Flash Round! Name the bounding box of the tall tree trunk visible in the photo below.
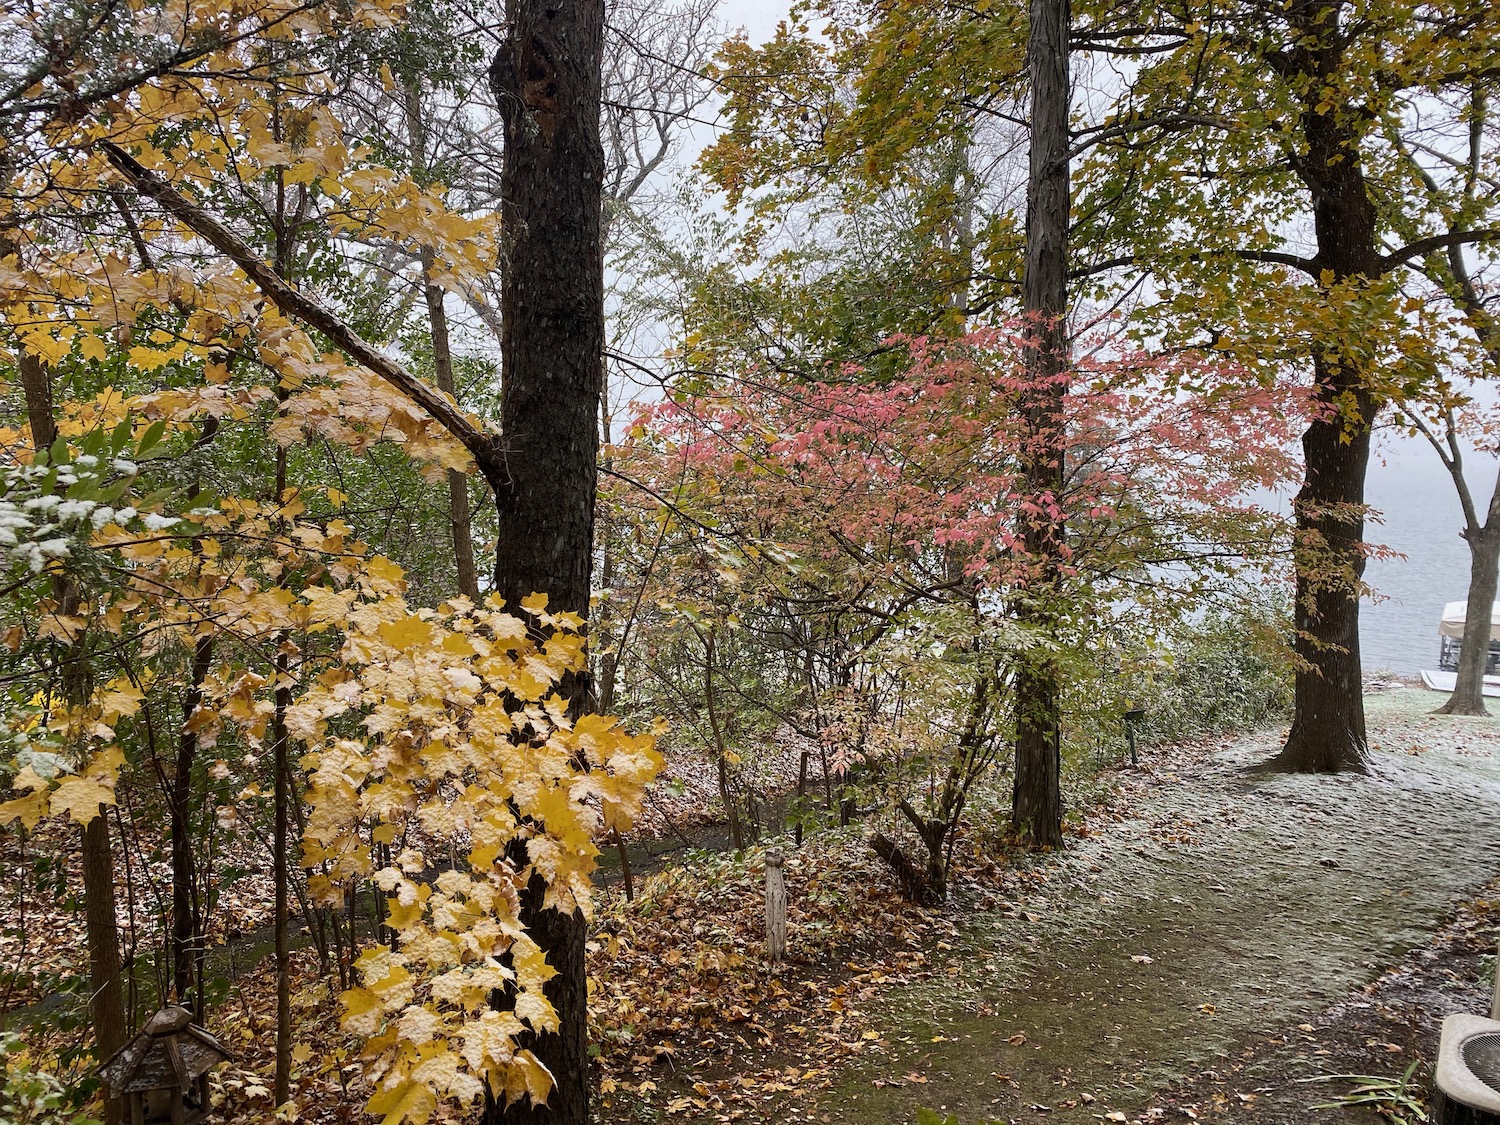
[1268,0,1377,773]
[1432,457,1500,717]
[1275,380,1373,770]
[1440,531,1500,716]
[1416,162,1500,718]
[404,80,481,601]
[481,0,605,1115]
[421,251,481,601]
[1012,0,1070,848]
[272,446,293,1106]
[19,348,127,1119]
[82,817,128,1062]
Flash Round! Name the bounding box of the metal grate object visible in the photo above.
[1465,1033,1500,1091]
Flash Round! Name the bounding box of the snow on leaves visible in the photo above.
[291,587,661,1121]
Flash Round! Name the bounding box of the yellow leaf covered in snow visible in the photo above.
[0,790,50,831]
[366,1079,437,1125]
[48,774,115,822]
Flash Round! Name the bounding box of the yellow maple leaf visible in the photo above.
[441,632,477,658]
[0,790,50,831]
[366,1078,438,1125]
[78,332,109,363]
[127,345,175,372]
[386,895,425,932]
[11,765,49,793]
[460,1009,524,1072]
[49,774,115,823]
[511,937,557,997]
[378,614,435,653]
[366,556,408,592]
[97,680,145,725]
[504,1050,553,1108]
[22,329,72,365]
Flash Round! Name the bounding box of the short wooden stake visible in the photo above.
[1492,935,1500,1021]
[765,849,786,963]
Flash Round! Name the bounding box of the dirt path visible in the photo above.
[813,691,1500,1124]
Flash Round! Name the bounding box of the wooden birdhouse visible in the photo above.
[98,1006,232,1125]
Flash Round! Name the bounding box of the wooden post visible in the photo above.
[765,850,786,963]
[1491,937,1500,1021]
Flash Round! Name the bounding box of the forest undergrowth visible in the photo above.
[5,688,1499,1125]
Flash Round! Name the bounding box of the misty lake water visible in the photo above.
[1362,442,1490,676]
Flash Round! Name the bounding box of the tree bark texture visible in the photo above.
[482,0,605,1117]
[82,817,129,1070]
[420,251,482,602]
[763,851,786,962]
[1012,0,1070,848]
[19,347,127,1120]
[171,633,213,1010]
[1438,528,1500,716]
[1269,0,1378,773]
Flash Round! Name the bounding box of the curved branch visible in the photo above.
[98,141,499,467]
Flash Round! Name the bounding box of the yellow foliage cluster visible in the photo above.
[0,0,498,482]
[0,482,661,1120]
[0,1,657,1118]
[289,590,661,1120]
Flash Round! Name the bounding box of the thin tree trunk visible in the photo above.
[1012,0,1070,848]
[19,347,128,1120]
[402,81,481,601]
[481,0,605,1116]
[1440,533,1500,715]
[421,252,481,602]
[272,448,293,1106]
[1411,147,1500,718]
[703,627,745,851]
[171,634,213,1011]
[1434,458,1500,717]
[610,827,634,903]
[269,149,298,1105]
[793,749,808,847]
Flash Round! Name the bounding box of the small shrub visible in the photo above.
[0,1034,98,1125]
[1130,599,1294,748]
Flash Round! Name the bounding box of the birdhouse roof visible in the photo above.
[98,1007,233,1096]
